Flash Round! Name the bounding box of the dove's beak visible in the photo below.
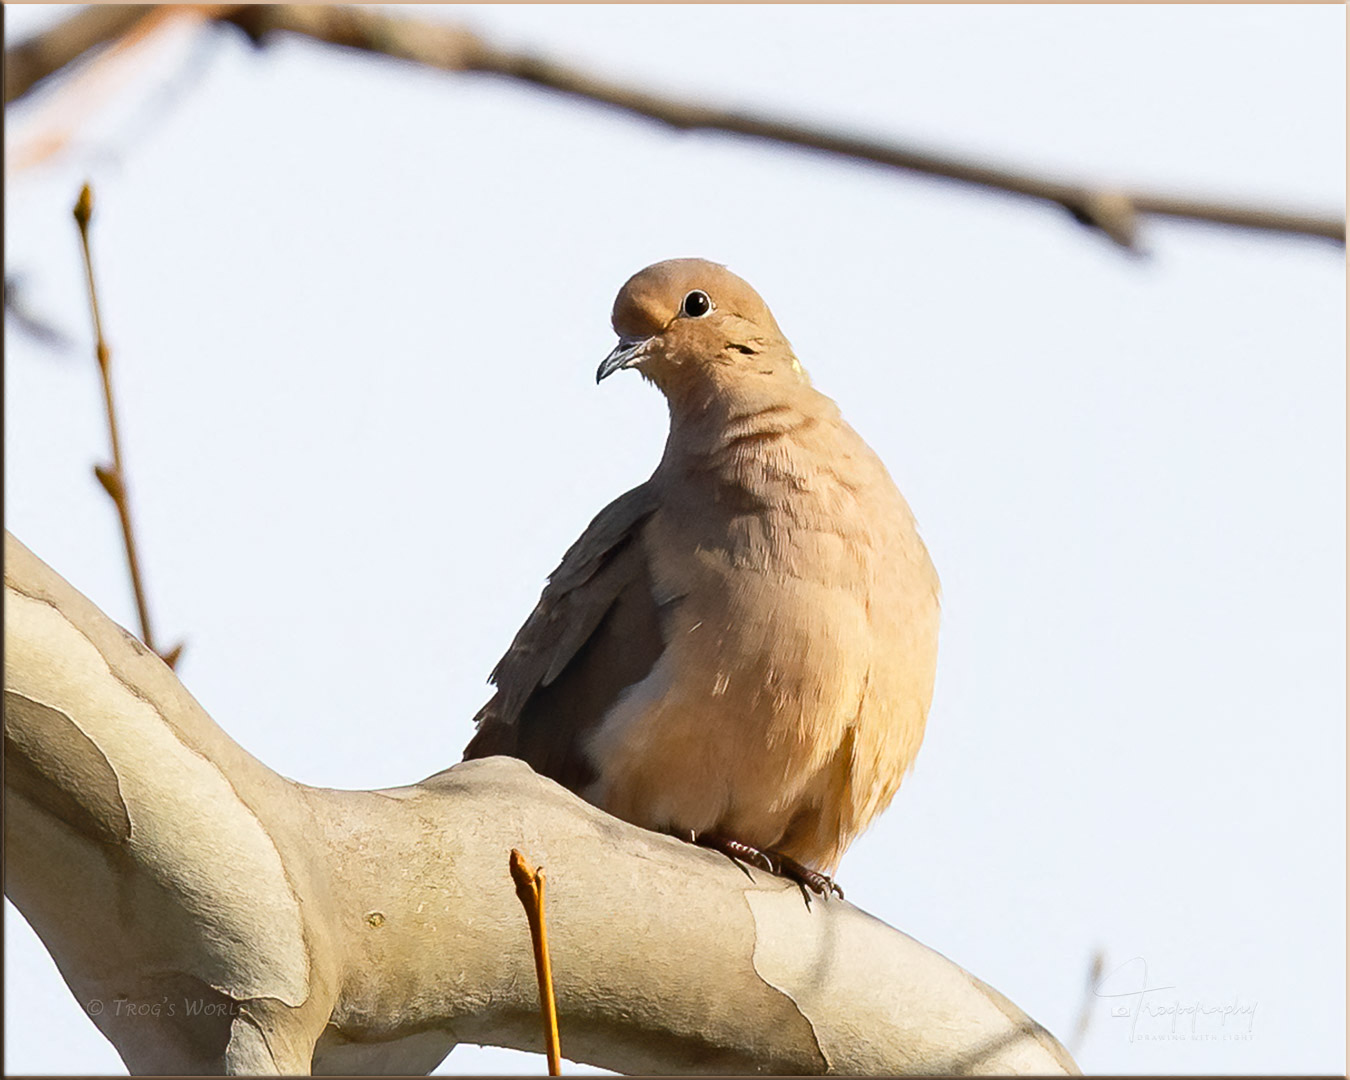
[597,337,652,383]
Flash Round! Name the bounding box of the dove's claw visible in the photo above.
[688,833,843,899]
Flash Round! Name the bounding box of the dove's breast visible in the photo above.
[582,405,940,872]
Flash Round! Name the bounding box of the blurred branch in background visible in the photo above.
[1068,947,1106,1059]
[5,4,1344,252]
[4,275,74,353]
[3,3,153,104]
[5,5,222,174]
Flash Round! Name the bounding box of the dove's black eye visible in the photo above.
[681,290,712,318]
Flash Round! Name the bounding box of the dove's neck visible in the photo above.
[657,374,845,482]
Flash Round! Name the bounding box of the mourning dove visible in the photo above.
[464,258,939,895]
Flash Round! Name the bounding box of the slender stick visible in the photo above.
[1068,948,1106,1057]
[509,849,562,1076]
[73,184,182,670]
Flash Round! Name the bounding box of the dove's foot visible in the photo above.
[771,850,845,900]
[691,833,844,900]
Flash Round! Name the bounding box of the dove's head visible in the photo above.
[597,259,807,398]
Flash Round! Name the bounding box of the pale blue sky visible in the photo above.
[5,4,1345,1074]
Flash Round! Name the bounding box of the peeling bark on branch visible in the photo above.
[3,533,1079,1076]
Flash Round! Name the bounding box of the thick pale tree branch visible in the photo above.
[3,531,1080,1076]
[4,4,1343,249]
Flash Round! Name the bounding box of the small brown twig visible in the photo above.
[509,849,562,1076]
[73,184,183,670]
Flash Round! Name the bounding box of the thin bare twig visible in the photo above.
[5,5,1342,250]
[1068,947,1106,1058]
[73,184,183,670]
[509,849,562,1076]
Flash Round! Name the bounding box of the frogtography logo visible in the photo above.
[1093,957,1258,1044]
